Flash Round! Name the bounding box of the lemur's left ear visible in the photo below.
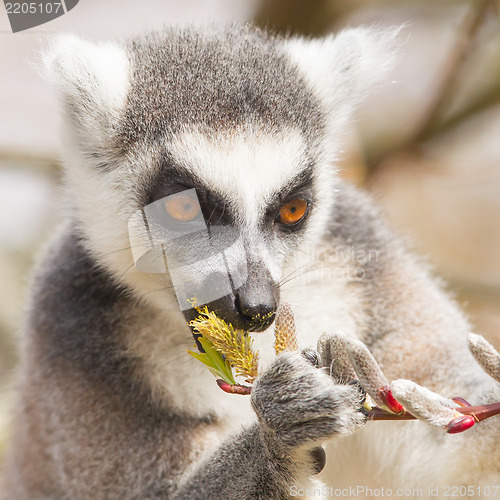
[282,26,403,120]
[42,34,130,151]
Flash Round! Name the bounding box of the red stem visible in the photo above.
[368,402,500,422]
[216,379,252,395]
[214,378,500,426]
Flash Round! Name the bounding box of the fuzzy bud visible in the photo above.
[468,333,500,384]
[391,379,473,433]
[344,338,403,413]
[274,302,299,355]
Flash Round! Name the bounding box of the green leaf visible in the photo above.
[199,338,228,375]
[188,350,225,380]
[204,345,237,385]
[188,338,236,385]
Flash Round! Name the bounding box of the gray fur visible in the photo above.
[120,25,324,148]
[251,353,367,448]
[173,354,366,500]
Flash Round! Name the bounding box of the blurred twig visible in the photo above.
[254,0,499,182]
[412,0,497,144]
[0,150,61,180]
[428,82,500,141]
[367,0,498,175]
[253,0,348,36]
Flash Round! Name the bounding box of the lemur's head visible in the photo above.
[44,25,398,333]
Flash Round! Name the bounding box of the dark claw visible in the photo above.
[348,379,367,405]
[302,348,319,367]
[310,446,326,474]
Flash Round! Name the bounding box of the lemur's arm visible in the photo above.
[173,425,292,500]
[173,353,366,500]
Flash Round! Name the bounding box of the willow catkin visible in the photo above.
[468,333,500,383]
[317,332,357,384]
[274,302,299,354]
[344,337,403,414]
[189,307,259,383]
[390,380,464,430]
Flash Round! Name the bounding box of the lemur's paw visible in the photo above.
[251,352,367,449]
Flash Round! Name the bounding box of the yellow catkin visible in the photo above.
[274,302,299,355]
[189,307,259,383]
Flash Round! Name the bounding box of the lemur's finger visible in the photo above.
[317,332,356,383]
[301,348,319,367]
[391,380,475,434]
[468,333,500,384]
[344,338,404,414]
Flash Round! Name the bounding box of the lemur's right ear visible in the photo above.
[42,34,130,146]
[282,26,403,129]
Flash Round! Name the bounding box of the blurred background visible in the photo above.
[1,0,499,479]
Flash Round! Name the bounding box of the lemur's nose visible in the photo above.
[237,296,277,331]
[235,265,279,332]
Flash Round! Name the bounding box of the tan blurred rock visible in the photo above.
[370,105,500,350]
[371,109,500,290]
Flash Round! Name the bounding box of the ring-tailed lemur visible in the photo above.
[1,24,499,499]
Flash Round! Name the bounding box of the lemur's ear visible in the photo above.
[42,34,129,147]
[282,26,402,121]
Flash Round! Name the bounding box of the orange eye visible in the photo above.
[279,198,308,226]
[164,195,200,222]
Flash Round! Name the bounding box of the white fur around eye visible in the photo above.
[168,127,311,226]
